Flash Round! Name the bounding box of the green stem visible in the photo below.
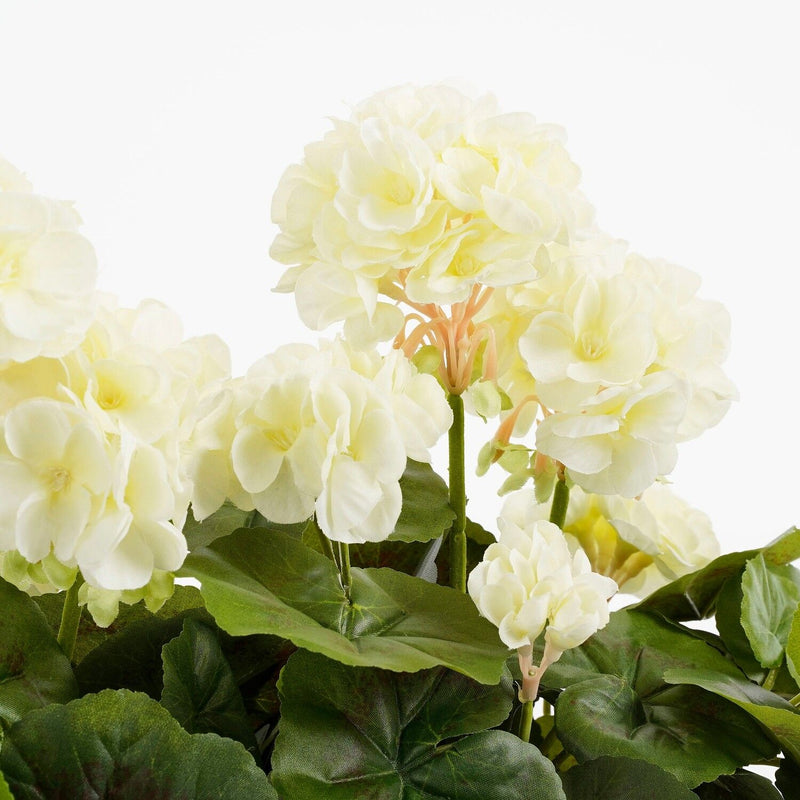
[447,393,467,592]
[517,699,534,744]
[790,692,800,707]
[338,541,352,604]
[549,476,569,529]
[762,667,780,692]
[57,578,83,662]
[313,517,337,563]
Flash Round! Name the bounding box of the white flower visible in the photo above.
[519,273,656,409]
[0,188,97,362]
[0,156,33,193]
[76,440,187,590]
[621,483,720,596]
[624,254,737,440]
[271,84,592,335]
[231,373,326,524]
[0,399,111,563]
[535,372,688,497]
[189,338,449,545]
[468,511,616,656]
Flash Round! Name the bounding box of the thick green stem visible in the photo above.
[518,699,534,744]
[549,476,569,529]
[57,578,83,662]
[790,692,800,707]
[447,393,467,592]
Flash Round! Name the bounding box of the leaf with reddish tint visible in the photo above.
[0,689,276,799]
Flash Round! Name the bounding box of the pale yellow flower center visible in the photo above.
[0,236,26,287]
[578,330,606,361]
[265,428,296,452]
[46,466,72,493]
[97,386,124,410]
[452,253,482,277]
[386,173,414,205]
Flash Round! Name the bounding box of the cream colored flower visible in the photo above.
[535,372,688,497]
[0,189,97,362]
[0,399,111,563]
[519,273,656,409]
[468,509,616,658]
[271,84,592,338]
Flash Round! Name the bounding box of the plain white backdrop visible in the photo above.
[1,0,798,552]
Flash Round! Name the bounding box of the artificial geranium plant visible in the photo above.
[1,84,798,800]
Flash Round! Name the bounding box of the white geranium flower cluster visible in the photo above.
[188,338,452,544]
[481,241,737,498]
[0,292,230,624]
[499,484,719,596]
[468,495,617,698]
[271,84,594,392]
[1,156,98,363]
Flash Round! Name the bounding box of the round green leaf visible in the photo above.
[184,502,256,550]
[694,770,783,799]
[636,550,759,621]
[715,572,767,680]
[560,756,696,799]
[0,689,276,799]
[536,608,745,692]
[556,673,777,786]
[776,758,800,797]
[786,604,800,687]
[183,527,508,684]
[160,618,256,752]
[0,577,78,730]
[665,668,800,764]
[390,459,455,543]
[763,526,800,566]
[740,554,800,669]
[74,586,211,697]
[272,649,565,800]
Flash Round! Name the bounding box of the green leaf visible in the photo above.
[715,572,768,680]
[740,554,800,668]
[34,583,206,665]
[271,649,565,800]
[556,674,776,786]
[184,501,256,549]
[540,610,777,786]
[763,526,800,566]
[786,604,800,686]
[776,758,800,797]
[537,608,746,691]
[560,756,696,799]
[694,770,783,799]
[184,527,508,684]
[636,550,759,621]
[466,517,496,545]
[74,586,211,696]
[0,771,11,800]
[664,668,800,762]
[0,689,276,799]
[0,577,78,730]
[389,459,455,543]
[639,527,800,622]
[160,618,256,752]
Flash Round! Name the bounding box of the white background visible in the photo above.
[1,0,798,552]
